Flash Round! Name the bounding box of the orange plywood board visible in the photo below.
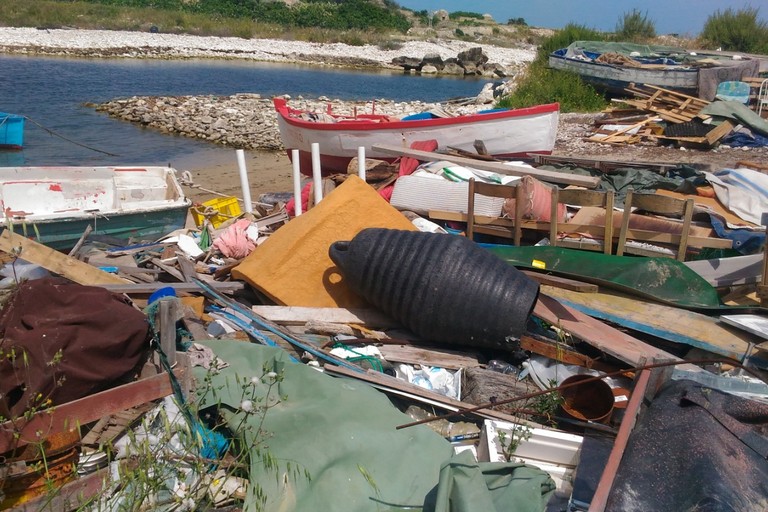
[232,176,417,308]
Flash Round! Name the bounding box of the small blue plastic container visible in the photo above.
[0,112,24,149]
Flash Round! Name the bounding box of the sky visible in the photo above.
[399,1,767,37]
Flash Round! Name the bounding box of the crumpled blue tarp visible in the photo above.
[722,130,768,148]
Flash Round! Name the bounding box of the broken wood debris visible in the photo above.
[586,83,739,149]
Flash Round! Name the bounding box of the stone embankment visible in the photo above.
[92,94,494,151]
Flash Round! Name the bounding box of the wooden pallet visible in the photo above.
[623,83,710,123]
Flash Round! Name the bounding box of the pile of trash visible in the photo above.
[1,161,767,511]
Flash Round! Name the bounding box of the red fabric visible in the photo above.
[286,182,312,216]
[503,175,568,222]
[379,139,439,200]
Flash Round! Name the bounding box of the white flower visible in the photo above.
[240,400,254,413]
[263,371,278,382]
[250,376,260,385]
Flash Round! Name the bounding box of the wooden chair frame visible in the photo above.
[467,177,523,245]
[549,188,615,255]
[616,189,694,261]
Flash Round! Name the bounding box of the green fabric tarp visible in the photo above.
[535,164,706,208]
[484,245,722,309]
[700,100,768,137]
[193,340,555,512]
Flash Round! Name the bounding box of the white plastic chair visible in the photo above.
[758,79,768,117]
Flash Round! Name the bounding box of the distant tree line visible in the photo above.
[62,0,412,32]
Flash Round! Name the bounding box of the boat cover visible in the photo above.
[485,245,722,309]
[606,378,768,511]
[194,340,556,512]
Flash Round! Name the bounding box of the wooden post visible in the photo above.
[159,299,178,368]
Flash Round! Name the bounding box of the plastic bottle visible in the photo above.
[487,359,520,376]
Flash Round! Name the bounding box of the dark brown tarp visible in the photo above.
[0,278,150,419]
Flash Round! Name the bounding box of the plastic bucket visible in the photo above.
[328,228,539,349]
[559,374,615,424]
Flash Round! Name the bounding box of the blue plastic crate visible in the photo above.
[0,112,24,148]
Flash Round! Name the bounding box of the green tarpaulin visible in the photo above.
[485,245,722,309]
[194,341,555,512]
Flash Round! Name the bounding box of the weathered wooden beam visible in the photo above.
[0,230,128,285]
[371,143,601,188]
[99,281,245,294]
[0,368,183,453]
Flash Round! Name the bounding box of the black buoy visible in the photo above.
[329,228,539,349]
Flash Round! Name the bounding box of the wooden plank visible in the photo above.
[533,293,684,368]
[589,368,652,512]
[99,281,245,293]
[427,209,549,232]
[149,257,185,282]
[705,119,735,145]
[372,143,601,188]
[521,270,598,293]
[0,368,181,452]
[540,284,762,363]
[519,334,618,373]
[377,344,483,369]
[251,305,400,328]
[0,230,128,285]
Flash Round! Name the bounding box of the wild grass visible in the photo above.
[536,22,605,60]
[496,61,607,113]
[700,7,768,53]
[615,9,656,42]
[499,23,609,113]
[0,0,399,43]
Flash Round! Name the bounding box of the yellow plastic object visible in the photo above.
[190,196,242,228]
[232,176,417,308]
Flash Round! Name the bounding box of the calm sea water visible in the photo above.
[0,55,493,168]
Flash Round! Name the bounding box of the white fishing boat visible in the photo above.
[273,98,560,175]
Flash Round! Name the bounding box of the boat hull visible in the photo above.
[274,98,560,175]
[548,54,699,97]
[0,166,191,251]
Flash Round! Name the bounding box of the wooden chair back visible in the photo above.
[467,178,522,245]
[616,189,694,261]
[549,188,615,254]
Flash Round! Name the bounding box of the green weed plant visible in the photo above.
[701,7,768,53]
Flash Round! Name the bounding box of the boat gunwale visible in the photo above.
[273,97,560,133]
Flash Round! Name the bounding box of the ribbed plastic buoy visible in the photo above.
[329,228,539,349]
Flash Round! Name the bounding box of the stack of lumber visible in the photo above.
[586,83,734,148]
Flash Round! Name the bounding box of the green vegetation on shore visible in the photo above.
[0,0,411,43]
[498,23,608,113]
